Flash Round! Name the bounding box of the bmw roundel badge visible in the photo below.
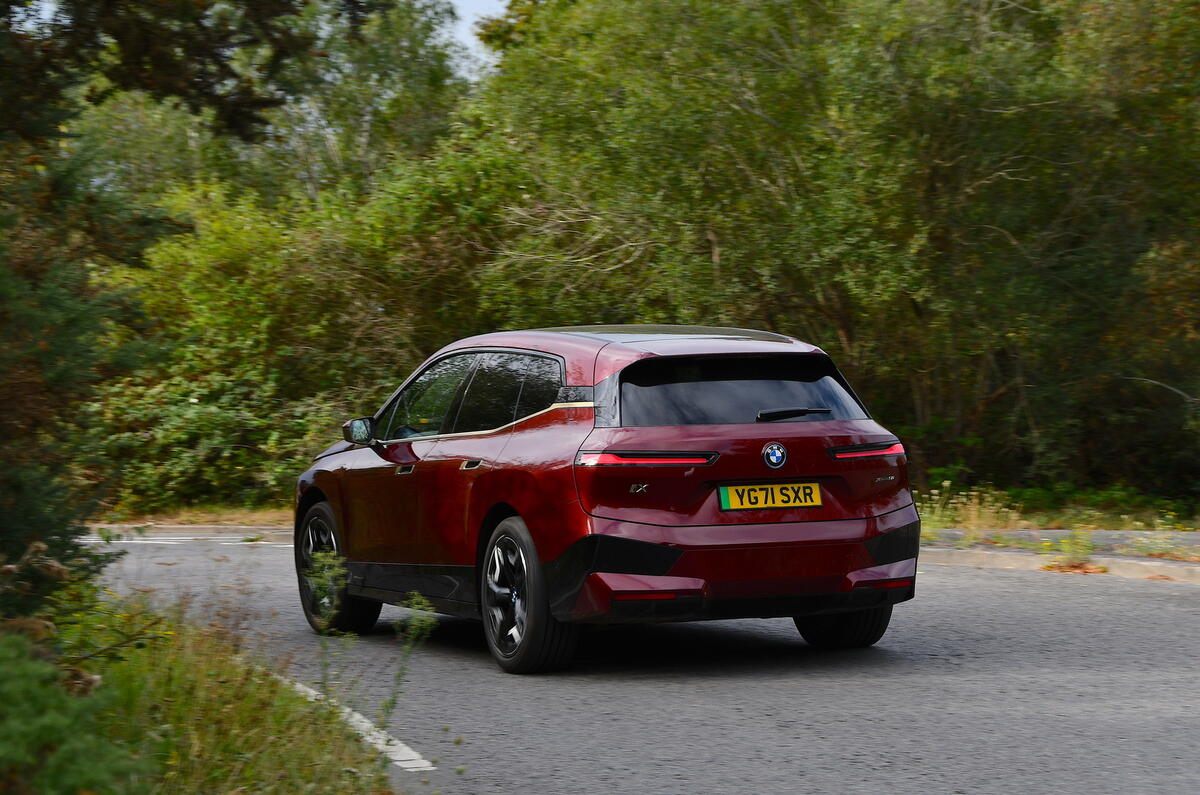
[762,442,787,469]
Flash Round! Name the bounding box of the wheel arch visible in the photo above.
[475,502,521,571]
[295,486,329,534]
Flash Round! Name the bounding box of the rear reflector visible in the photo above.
[576,451,717,466]
[855,577,914,589]
[831,442,905,459]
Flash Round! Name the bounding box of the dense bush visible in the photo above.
[0,634,144,793]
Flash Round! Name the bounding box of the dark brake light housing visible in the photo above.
[828,441,905,459]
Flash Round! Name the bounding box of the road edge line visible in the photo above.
[276,676,436,772]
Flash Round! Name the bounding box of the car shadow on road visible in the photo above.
[571,621,906,676]
[358,613,905,677]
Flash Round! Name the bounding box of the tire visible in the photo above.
[480,517,579,674]
[295,501,381,635]
[794,605,893,650]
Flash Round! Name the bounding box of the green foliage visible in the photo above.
[476,0,560,51]
[1047,530,1099,569]
[0,539,103,622]
[48,581,172,670]
[3,579,395,792]
[0,633,145,794]
[0,132,152,614]
[308,549,348,634]
[72,0,467,200]
[88,187,404,510]
[87,113,525,508]
[379,593,438,724]
[465,0,1200,497]
[1,0,378,143]
[95,612,392,792]
[2,0,416,612]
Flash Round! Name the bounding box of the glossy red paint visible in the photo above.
[294,325,920,627]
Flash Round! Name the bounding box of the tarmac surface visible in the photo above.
[102,535,1200,794]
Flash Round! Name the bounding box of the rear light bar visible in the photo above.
[829,442,905,459]
[576,451,718,466]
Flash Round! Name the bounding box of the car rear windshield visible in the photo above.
[618,355,868,426]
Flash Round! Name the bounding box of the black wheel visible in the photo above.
[794,605,893,649]
[481,517,579,674]
[295,502,381,634]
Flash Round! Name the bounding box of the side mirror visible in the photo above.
[341,417,376,445]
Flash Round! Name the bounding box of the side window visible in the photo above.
[450,352,565,434]
[379,354,476,440]
[514,355,563,420]
[451,353,526,434]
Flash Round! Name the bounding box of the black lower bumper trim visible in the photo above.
[544,535,681,617]
[865,520,921,565]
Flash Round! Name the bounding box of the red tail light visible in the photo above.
[830,442,905,459]
[576,451,718,466]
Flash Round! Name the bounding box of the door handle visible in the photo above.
[460,459,483,471]
[394,464,415,475]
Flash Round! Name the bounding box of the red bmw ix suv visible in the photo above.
[294,326,919,672]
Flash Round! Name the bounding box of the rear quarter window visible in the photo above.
[449,351,564,434]
[619,354,867,427]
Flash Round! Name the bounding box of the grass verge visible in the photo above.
[1115,536,1200,563]
[4,583,397,794]
[916,482,1199,533]
[94,504,293,527]
[98,616,393,793]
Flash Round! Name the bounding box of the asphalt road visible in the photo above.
[103,536,1200,794]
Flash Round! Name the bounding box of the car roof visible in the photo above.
[536,324,796,343]
[436,325,824,385]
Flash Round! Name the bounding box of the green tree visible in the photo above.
[0,0,385,607]
[470,0,1200,495]
[72,1,467,202]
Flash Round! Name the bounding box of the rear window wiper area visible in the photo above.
[756,406,832,422]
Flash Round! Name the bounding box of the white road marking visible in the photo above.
[282,678,436,772]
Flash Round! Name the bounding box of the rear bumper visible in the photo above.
[543,503,920,623]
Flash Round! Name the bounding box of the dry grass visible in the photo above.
[1039,561,1108,574]
[916,482,1199,533]
[916,483,1025,532]
[1116,535,1200,563]
[96,504,293,527]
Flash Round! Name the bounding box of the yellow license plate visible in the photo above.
[719,482,822,511]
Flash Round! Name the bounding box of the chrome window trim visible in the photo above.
[371,401,594,445]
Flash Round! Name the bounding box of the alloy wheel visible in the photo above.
[299,513,339,620]
[484,536,528,656]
